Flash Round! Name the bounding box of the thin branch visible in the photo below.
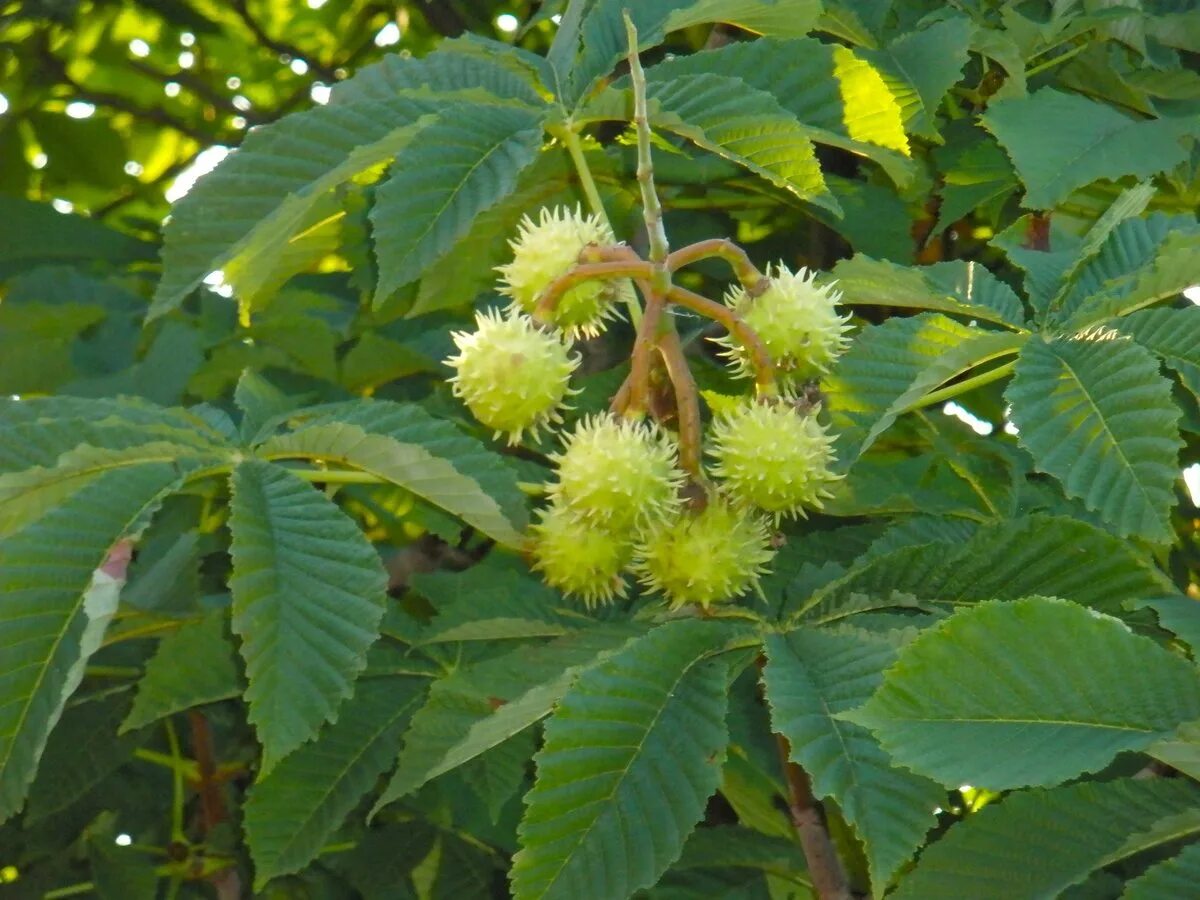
[230,0,337,80]
[623,13,670,287]
[667,238,769,295]
[533,259,655,320]
[775,734,853,900]
[666,285,778,395]
[655,326,704,477]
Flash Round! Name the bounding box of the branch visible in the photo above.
[231,0,337,80]
[533,258,655,320]
[623,14,670,286]
[775,734,854,900]
[655,325,704,478]
[667,238,769,295]
[666,285,778,395]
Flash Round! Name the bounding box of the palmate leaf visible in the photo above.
[257,400,526,546]
[370,105,545,304]
[845,598,1200,790]
[565,0,823,105]
[1123,840,1200,899]
[980,88,1190,210]
[1067,230,1200,328]
[0,196,154,279]
[1006,335,1182,543]
[762,628,942,889]
[0,463,181,822]
[228,461,388,773]
[891,779,1200,900]
[638,38,913,186]
[244,675,426,888]
[511,619,737,900]
[1115,307,1200,402]
[374,622,645,813]
[802,514,1175,621]
[121,612,242,733]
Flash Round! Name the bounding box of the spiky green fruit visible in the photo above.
[529,502,631,607]
[445,309,578,444]
[714,264,851,384]
[497,205,626,337]
[549,414,685,531]
[708,400,841,520]
[631,497,774,609]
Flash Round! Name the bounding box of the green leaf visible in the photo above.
[459,728,537,824]
[863,17,973,140]
[891,778,1200,899]
[824,313,1015,463]
[932,124,1018,233]
[0,463,180,822]
[634,74,832,208]
[637,38,914,186]
[1067,230,1200,328]
[1054,213,1200,324]
[806,514,1175,619]
[1124,842,1200,900]
[26,694,145,823]
[566,1,823,105]
[0,196,154,279]
[980,88,1190,210]
[370,105,545,304]
[257,400,527,546]
[121,612,242,733]
[1006,335,1182,542]
[375,623,644,813]
[829,256,1027,326]
[244,675,426,888]
[846,598,1200,790]
[228,460,387,773]
[1135,596,1200,657]
[1148,719,1200,782]
[763,628,942,889]
[511,619,735,900]
[1115,307,1200,402]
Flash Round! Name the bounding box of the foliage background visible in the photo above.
[2,0,1200,898]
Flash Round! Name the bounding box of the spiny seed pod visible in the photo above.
[445,309,578,444]
[631,497,774,609]
[549,414,685,531]
[708,400,841,520]
[497,205,626,337]
[529,503,631,607]
[714,263,851,384]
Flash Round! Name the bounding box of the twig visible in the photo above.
[533,258,654,320]
[624,13,670,292]
[666,285,778,395]
[667,238,769,295]
[775,733,853,900]
[655,326,703,477]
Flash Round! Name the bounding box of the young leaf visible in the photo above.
[257,401,527,547]
[845,598,1200,790]
[375,622,645,813]
[763,627,942,889]
[511,619,737,900]
[980,88,1190,210]
[370,105,545,304]
[1006,335,1182,543]
[244,675,426,888]
[121,612,242,733]
[891,778,1200,899]
[0,463,180,822]
[229,460,388,773]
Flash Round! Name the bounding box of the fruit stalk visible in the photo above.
[667,285,779,395]
[667,238,770,295]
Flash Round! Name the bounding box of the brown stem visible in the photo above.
[187,711,226,834]
[656,327,704,477]
[620,278,666,417]
[533,259,655,319]
[775,734,853,900]
[667,238,769,295]
[666,285,778,395]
